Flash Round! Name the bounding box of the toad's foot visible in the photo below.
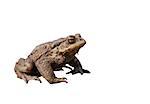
[55,65,72,71]
[66,68,90,75]
[49,77,68,84]
[16,71,42,83]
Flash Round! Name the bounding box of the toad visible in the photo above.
[14,34,90,84]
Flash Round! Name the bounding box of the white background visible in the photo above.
[0,0,150,104]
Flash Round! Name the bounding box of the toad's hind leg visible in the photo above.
[35,59,67,84]
[14,58,41,83]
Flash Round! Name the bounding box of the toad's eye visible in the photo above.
[75,33,81,38]
[68,35,75,44]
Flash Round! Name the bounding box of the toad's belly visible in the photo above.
[51,62,66,70]
[51,56,75,70]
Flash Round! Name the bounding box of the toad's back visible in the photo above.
[28,42,52,62]
[27,38,66,62]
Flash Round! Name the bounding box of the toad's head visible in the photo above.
[58,33,86,56]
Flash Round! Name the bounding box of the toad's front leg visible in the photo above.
[66,56,90,75]
[35,58,67,84]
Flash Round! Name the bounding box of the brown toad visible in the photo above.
[14,34,90,84]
